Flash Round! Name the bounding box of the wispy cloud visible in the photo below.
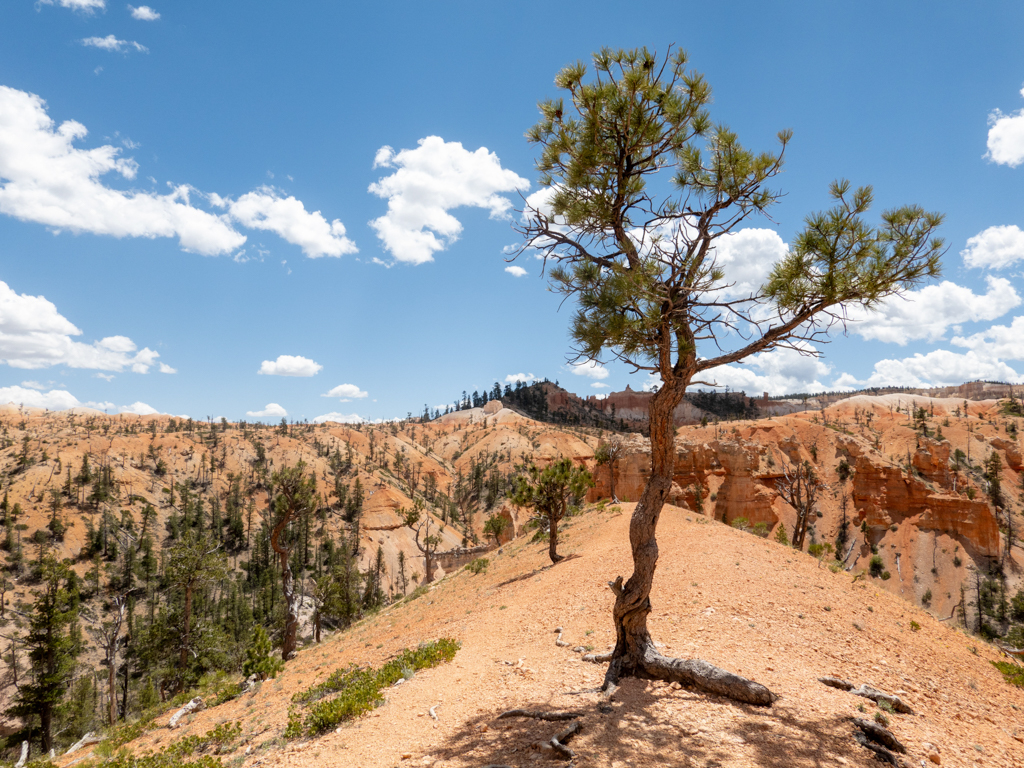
[82,35,148,53]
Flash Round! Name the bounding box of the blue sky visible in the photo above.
[2,1,1024,422]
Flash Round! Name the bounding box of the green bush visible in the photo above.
[243,626,284,681]
[291,638,460,737]
[992,660,1024,688]
[869,555,884,577]
[922,589,932,606]
[466,558,489,575]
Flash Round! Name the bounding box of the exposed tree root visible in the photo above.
[548,720,581,760]
[603,646,776,706]
[497,709,584,721]
[428,704,439,721]
[581,651,613,663]
[819,676,913,714]
[852,718,906,753]
[554,627,570,647]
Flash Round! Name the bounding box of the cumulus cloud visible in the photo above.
[0,279,165,371]
[849,349,1023,389]
[708,228,789,299]
[246,403,287,419]
[961,225,1024,270]
[128,4,159,20]
[505,265,527,277]
[0,385,81,410]
[986,85,1024,167]
[952,315,1024,360]
[368,136,529,264]
[82,35,148,53]
[158,362,176,374]
[846,277,1020,345]
[0,86,355,258]
[312,412,365,424]
[591,382,610,389]
[119,401,157,415]
[568,360,609,381]
[505,372,536,384]
[0,385,162,413]
[216,187,356,258]
[38,0,105,11]
[702,345,833,396]
[322,383,368,401]
[257,355,322,377]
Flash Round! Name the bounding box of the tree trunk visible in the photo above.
[609,459,617,503]
[180,585,191,673]
[548,510,564,564]
[605,379,775,707]
[277,546,298,660]
[108,653,116,727]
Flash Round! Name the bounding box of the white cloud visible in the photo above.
[246,403,287,419]
[94,373,115,381]
[708,228,789,299]
[0,386,82,409]
[591,382,610,389]
[257,354,322,377]
[852,349,1023,389]
[505,265,528,277]
[20,380,48,389]
[217,186,356,258]
[119,401,157,415]
[952,315,1024,360]
[846,277,1020,345]
[702,345,832,396]
[641,373,661,392]
[986,85,1024,167]
[0,86,243,255]
[0,386,163,413]
[0,86,355,259]
[158,362,176,374]
[0,279,164,371]
[568,360,609,380]
[961,225,1024,270]
[38,0,105,11]
[322,383,368,400]
[505,372,536,384]
[128,4,159,20]
[368,136,529,264]
[81,36,148,53]
[312,411,365,424]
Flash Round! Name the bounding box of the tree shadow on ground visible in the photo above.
[429,677,872,767]
[495,554,582,589]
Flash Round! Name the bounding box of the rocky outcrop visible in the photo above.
[852,454,1000,558]
[587,438,719,506]
[991,437,1022,471]
[712,440,778,528]
[912,437,951,488]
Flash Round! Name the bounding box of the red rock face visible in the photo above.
[851,454,1000,558]
[712,440,778,528]
[991,437,1022,471]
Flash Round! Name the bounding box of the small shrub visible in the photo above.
[953,556,963,567]
[751,522,769,538]
[881,570,891,580]
[877,699,894,714]
[731,517,750,531]
[869,555,885,578]
[910,620,921,632]
[466,557,489,575]
[992,660,1024,687]
[774,525,790,546]
[243,626,284,682]
[874,711,889,727]
[291,638,460,737]
[922,589,932,606]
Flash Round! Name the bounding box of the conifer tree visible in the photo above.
[515,46,944,704]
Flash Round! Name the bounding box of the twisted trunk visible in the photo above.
[604,377,775,706]
[271,520,299,660]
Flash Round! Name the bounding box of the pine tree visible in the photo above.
[7,556,80,753]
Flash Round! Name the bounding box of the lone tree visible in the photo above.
[510,458,594,564]
[514,46,943,705]
[594,437,628,502]
[403,499,445,584]
[269,461,318,660]
[777,459,824,551]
